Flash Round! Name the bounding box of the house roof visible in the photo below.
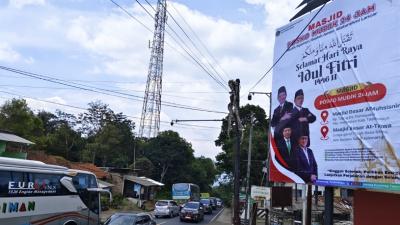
[124,175,164,187]
[0,132,34,145]
[70,163,109,179]
[27,151,109,179]
[98,179,115,188]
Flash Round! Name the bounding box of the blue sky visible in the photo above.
[0,0,301,159]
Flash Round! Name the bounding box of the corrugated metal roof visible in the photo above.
[124,175,164,187]
[98,179,114,188]
[0,132,34,145]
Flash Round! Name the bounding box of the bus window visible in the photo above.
[72,173,98,190]
[0,171,10,196]
[28,173,70,196]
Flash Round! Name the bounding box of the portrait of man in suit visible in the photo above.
[290,89,316,146]
[271,86,293,138]
[275,125,297,171]
[294,135,318,183]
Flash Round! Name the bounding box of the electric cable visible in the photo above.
[0,65,227,114]
[0,90,220,130]
[246,3,327,93]
[131,0,229,91]
[168,2,232,80]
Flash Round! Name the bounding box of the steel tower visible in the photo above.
[139,0,167,138]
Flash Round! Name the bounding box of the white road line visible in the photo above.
[209,208,225,223]
[157,222,167,225]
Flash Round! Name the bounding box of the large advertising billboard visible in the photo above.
[269,0,400,191]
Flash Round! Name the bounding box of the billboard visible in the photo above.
[251,185,271,200]
[270,0,400,192]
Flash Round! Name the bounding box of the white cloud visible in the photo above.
[238,8,248,14]
[245,0,300,28]
[0,43,21,62]
[9,0,45,9]
[0,0,302,159]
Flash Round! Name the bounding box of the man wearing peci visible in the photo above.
[294,135,318,183]
[275,124,297,171]
[271,86,293,139]
[290,89,316,146]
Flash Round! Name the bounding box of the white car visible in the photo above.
[154,200,180,218]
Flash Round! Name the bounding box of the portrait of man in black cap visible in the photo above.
[290,89,316,146]
[293,135,318,183]
[271,86,293,138]
[275,124,297,171]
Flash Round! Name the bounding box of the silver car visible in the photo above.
[154,200,180,218]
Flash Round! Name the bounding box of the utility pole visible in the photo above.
[228,79,242,225]
[245,113,255,224]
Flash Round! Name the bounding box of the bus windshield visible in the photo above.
[173,183,189,191]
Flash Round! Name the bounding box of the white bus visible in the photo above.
[0,156,111,225]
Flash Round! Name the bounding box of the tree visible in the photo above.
[133,156,154,178]
[79,102,135,166]
[215,104,269,186]
[144,131,195,186]
[46,110,83,161]
[0,99,44,148]
[189,157,217,192]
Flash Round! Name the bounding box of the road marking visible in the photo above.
[157,222,167,225]
[209,208,225,223]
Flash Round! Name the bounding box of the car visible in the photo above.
[200,198,213,214]
[179,201,205,222]
[209,197,217,210]
[216,198,223,207]
[104,212,156,225]
[154,200,180,218]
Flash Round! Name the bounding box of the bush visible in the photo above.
[110,193,124,209]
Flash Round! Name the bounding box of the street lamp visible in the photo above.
[248,92,272,109]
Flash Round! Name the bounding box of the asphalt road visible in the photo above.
[154,207,225,225]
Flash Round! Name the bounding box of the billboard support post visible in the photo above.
[324,187,334,225]
[306,185,312,225]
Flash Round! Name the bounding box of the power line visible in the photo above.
[165,1,231,82]
[246,3,327,93]
[107,0,209,91]
[131,0,229,91]
[161,1,228,85]
[0,89,220,130]
[0,81,227,94]
[109,0,153,33]
[0,65,227,114]
[0,84,227,103]
[168,2,232,81]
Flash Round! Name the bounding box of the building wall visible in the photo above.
[354,190,400,225]
[109,172,124,194]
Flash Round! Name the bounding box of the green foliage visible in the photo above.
[0,99,44,148]
[190,157,217,192]
[212,182,233,207]
[0,99,218,193]
[215,104,269,186]
[110,193,124,209]
[132,156,154,178]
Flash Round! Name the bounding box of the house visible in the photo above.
[122,176,164,208]
[0,130,34,159]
